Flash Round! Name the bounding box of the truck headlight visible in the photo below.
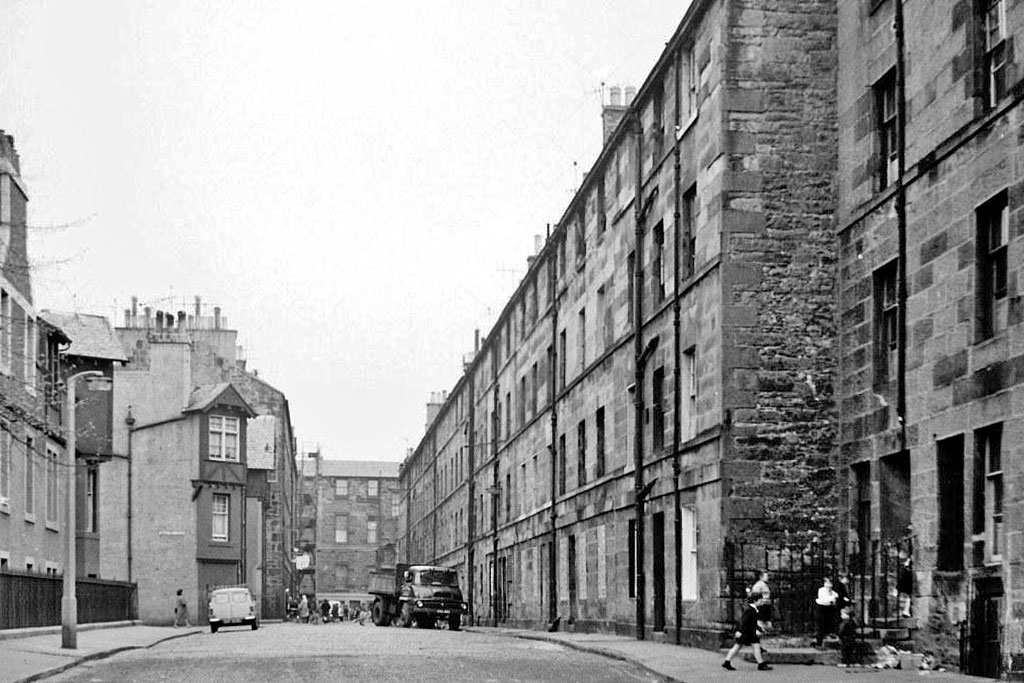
[461,603,467,610]
[416,601,423,608]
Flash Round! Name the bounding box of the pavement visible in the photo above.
[0,622,201,683]
[0,621,989,683]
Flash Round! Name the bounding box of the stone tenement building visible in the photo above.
[836,0,1024,676]
[399,0,837,642]
[307,459,400,607]
[0,132,72,577]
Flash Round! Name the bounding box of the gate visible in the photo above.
[0,570,137,629]
[960,576,1003,678]
[723,539,838,635]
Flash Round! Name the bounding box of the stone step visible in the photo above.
[740,648,839,666]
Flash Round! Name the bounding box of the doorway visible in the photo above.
[653,512,665,631]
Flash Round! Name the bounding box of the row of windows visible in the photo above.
[873,0,1008,191]
[0,553,60,575]
[0,430,63,527]
[872,188,1011,385]
[332,478,384,499]
[332,516,379,544]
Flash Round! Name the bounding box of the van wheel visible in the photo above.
[210,625,219,634]
[251,621,258,631]
[372,600,389,627]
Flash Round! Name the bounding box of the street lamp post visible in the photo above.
[62,370,107,649]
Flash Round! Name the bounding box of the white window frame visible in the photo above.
[335,515,348,544]
[391,500,399,518]
[208,415,240,462]
[45,444,59,527]
[24,436,35,521]
[985,0,1007,107]
[24,315,36,393]
[84,466,97,533]
[211,493,229,541]
[681,506,698,600]
[981,427,1004,563]
[367,520,378,544]
[335,478,348,496]
[0,427,10,511]
[367,479,378,497]
[0,289,9,371]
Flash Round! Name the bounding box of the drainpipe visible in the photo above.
[548,225,560,627]
[466,360,476,624]
[894,0,908,452]
[632,112,647,642]
[491,352,500,627]
[671,45,684,646]
[125,407,135,583]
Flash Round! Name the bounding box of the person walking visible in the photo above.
[173,589,191,628]
[722,592,772,671]
[298,594,309,624]
[750,570,773,633]
[813,577,838,647]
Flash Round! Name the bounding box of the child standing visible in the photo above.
[837,606,860,667]
[722,592,773,671]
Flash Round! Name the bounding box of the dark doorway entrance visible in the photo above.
[567,535,577,623]
[653,512,665,631]
[880,451,911,540]
[965,578,1002,678]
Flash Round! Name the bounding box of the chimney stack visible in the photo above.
[131,296,138,326]
[602,84,632,144]
[177,311,186,328]
[214,307,221,330]
[156,311,165,329]
[194,295,202,319]
[144,307,152,329]
[124,309,131,327]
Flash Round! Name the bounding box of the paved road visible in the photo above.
[44,621,661,682]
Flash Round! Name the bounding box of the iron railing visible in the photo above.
[0,570,136,630]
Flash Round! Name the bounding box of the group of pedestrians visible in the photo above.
[285,592,369,625]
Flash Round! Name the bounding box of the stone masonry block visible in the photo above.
[723,209,766,234]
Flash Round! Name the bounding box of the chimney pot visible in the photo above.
[144,307,152,329]
[124,309,131,327]
[214,306,221,329]
[194,295,202,319]
[625,86,637,104]
[610,86,622,106]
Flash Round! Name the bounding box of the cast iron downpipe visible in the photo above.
[894,0,908,451]
[632,111,649,642]
[125,407,135,583]
[548,224,560,627]
[671,45,685,646]
[491,357,500,626]
[466,368,476,624]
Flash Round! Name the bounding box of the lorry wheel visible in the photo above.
[417,617,434,629]
[448,614,462,631]
[210,624,218,634]
[400,603,413,628]
[372,600,388,627]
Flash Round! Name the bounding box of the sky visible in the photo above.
[0,0,690,462]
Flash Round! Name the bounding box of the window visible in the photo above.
[558,330,567,391]
[334,514,348,543]
[530,281,539,326]
[208,415,240,461]
[684,47,698,118]
[335,479,348,496]
[0,428,9,506]
[577,419,587,487]
[505,472,511,520]
[650,82,665,162]
[875,71,897,190]
[598,285,610,350]
[975,424,1003,563]
[628,519,637,598]
[530,363,539,416]
[212,493,229,541]
[683,347,697,440]
[595,407,606,479]
[368,479,379,497]
[45,445,58,525]
[518,376,526,427]
[24,316,35,387]
[505,321,511,360]
[520,299,527,341]
[627,251,636,324]
[984,0,1007,107]
[937,435,965,571]
[505,391,511,437]
[652,366,665,451]
[578,308,586,371]
[653,221,666,303]
[681,507,698,600]
[0,290,8,369]
[557,434,566,496]
[597,179,607,235]
[977,191,1008,340]
[24,436,34,518]
[874,261,899,383]
[683,186,696,277]
[85,466,98,533]
[367,520,378,544]
[558,237,566,279]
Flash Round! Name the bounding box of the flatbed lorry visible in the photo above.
[368,563,468,630]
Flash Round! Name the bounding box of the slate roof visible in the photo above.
[247,415,277,470]
[313,459,400,479]
[183,382,256,416]
[40,311,128,362]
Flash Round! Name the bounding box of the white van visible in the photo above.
[208,586,258,633]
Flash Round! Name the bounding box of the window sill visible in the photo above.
[0,500,8,515]
[24,513,36,524]
[45,521,59,532]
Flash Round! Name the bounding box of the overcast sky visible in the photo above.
[1,0,689,461]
